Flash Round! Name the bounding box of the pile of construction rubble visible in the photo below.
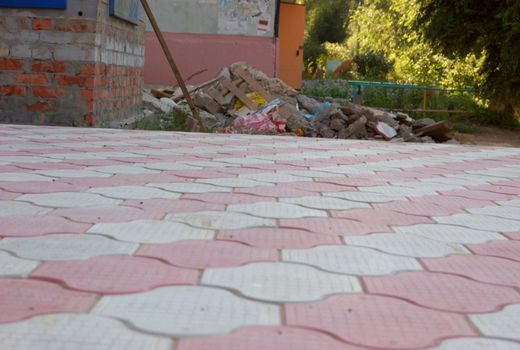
[143,62,454,143]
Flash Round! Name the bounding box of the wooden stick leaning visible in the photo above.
[139,0,204,132]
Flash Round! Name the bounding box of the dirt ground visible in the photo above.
[460,126,520,148]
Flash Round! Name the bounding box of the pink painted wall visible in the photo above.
[144,32,277,86]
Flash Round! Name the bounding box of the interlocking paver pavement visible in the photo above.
[0,124,519,348]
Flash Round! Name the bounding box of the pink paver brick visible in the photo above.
[467,184,520,195]
[177,326,365,350]
[166,169,234,179]
[280,218,390,236]
[375,201,463,217]
[504,232,520,240]
[182,193,272,205]
[285,294,475,349]
[468,240,520,262]
[31,256,198,294]
[53,205,159,223]
[0,181,89,194]
[0,216,91,237]
[0,279,96,323]
[243,163,306,171]
[235,186,315,198]
[331,208,434,226]
[423,255,520,288]
[364,271,520,313]
[124,198,225,215]
[14,163,82,171]
[137,240,278,269]
[0,190,20,200]
[217,228,342,249]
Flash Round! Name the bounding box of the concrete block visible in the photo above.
[0,43,9,57]
[40,31,74,45]
[5,17,31,33]
[11,44,31,59]
[54,45,95,61]
[31,46,53,60]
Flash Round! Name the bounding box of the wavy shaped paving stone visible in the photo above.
[333,208,434,226]
[285,294,475,349]
[0,201,52,217]
[177,326,367,350]
[0,314,174,350]
[167,211,276,230]
[283,245,421,275]
[87,186,181,200]
[228,202,327,219]
[364,271,520,313]
[0,279,96,323]
[32,256,198,294]
[17,192,122,208]
[435,213,520,232]
[324,191,406,203]
[344,233,469,258]
[240,172,311,184]
[34,169,112,178]
[281,196,369,210]
[498,199,520,208]
[137,240,277,268]
[88,220,214,244]
[0,251,39,277]
[280,217,389,236]
[53,205,159,223]
[203,262,361,302]
[0,180,89,194]
[0,216,91,237]
[217,228,342,249]
[468,240,520,262]
[423,255,520,288]
[147,182,231,194]
[394,224,505,244]
[235,185,314,198]
[182,193,272,205]
[432,338,520,350]
[92,286,281,336]
[376,201,462,217]
[0,234,138,260]
[0,172,56,182]
[88,165,159,175]
[468,205,520,221]
[413,195,493,210]
[124,198,225,216]
[469,304,520,341]
[196,177,267,188]
[442,189,515,201]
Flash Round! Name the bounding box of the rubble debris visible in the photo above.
[142,62,454,143]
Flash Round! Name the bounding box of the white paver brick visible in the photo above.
[0,314,174,350]
[196,178,267,188]
[470,304,520,341]
[140,162,201,171]
[435,214,520,232]
[395,224,506,244]
[0,173,56,182]
[283,245,422,276]
[17,192,122,208]
[240,173,311,184]
[202,262,361,302]
[0,251,39,276]
[87,186,181,200]
[0,201,52,217]
[228,202,327,219]
[92,286,281,336]
[324,191,406,203]
[166,211,276,230]
[88,165,159,175]
[88,220,214,243]
[468,206,520,221]
[344,233,469,258]
[0,234,138,260]
[34,169,112,178]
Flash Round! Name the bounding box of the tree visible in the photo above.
[304,0,351,73]
[416,0,520,115]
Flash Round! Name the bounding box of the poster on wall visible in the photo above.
[0,0,67,8]
[218,0,274,36]
[109,0,140,25]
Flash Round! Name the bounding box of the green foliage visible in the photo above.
[353,51,394,81]
[304,0,351,72]
[416,0,520,113]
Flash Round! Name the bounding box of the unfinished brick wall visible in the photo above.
[0,0,144,127]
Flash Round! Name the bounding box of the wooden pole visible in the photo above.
[139,0,204,132]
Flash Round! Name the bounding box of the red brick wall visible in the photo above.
[0,5,144,127]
